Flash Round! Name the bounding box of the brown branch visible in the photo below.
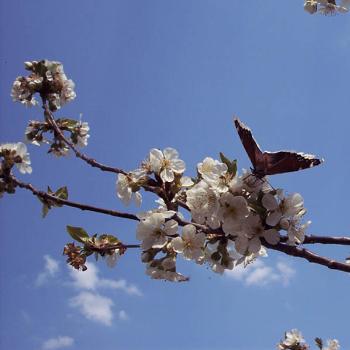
[42,103,127,175]
[12,176,139,221]
[279,234,350,246]
[264,241,350,273]
[303,234,350,245]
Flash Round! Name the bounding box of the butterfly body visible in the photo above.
[234,118,323,178]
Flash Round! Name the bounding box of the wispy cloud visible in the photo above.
[69,291,114,326]
[68,262,142,326]
[36,255,60,286]
[69,262,142,296]
[118,310,129,321]
[42,336,74,350]
[226,259,295,287]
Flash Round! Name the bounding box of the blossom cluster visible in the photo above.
[277,329,340,350]
[25,118,90,156]
[0,142,32,197]
[304,0,349,14]
[116,148,310,281]
[11,60,76,111]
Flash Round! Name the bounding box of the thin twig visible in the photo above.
[13,176,139,221]
[43,103,127,175]
[264,241,350,273]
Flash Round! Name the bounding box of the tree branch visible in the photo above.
[12,176,139,221]
[43,103,127,175]
[264,241,350,273]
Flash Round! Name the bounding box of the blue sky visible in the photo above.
[0,1,349,349]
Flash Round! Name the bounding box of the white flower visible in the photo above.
[116,169,145,207]
[25,123,43,146]
[146,256,188,282]
[287,219,310,245]
[324,339,340,350]
[218,193,249,235]
[170,224,206,262]
[262,193,279,211]
[278,329,305,349]
[265,193,305,227]
[304,0,318,13]
[235,214,280,255]
[228,174,244,194]
[61,78,76,104]
[180,176,194,187]
[137,209,175,221]
[204,241,236,274]
[149,148,185,182]
[11,77,38,107]
[186,180,219,226]
[105,250,121,268]
[241,171,269,193]
[136,212,178,250]
[0,142,32,174]
[198,157,227,181]
[75,121,90,147]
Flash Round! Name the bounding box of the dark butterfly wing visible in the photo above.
[263,151,323,175]
[234,118,264,171]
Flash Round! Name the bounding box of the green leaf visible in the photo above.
[55,186,68,200]
[42,203,50,218]
[66,225,90,243]
[219,152,237,176]
[59,118,79,129]
[100,234,120,244]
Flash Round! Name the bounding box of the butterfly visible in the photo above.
[234,117,323,178]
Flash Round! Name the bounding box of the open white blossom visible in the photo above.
[278,329,305,349]
[204,241,237,274]
[324,339,340,350]
[0,142,32,174]
[11,60,76,111]
[218,193,249,235]
[241,171,269,193]
[263,192,307,245]
[75,121,90,147]
[149,148,185,182]
[11,77,39,106]
[304,0,349,14]
[116,171,144,207]
[170,224,206,262]
[235,214,280,255]
[46,61,76,109]
[146,257,188,282]
[186,180,219,227]
[136,212,178,250]
[265,193,305,227]
[198,157,227,181]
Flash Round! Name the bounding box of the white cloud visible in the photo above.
[69,262,142,296]
[68,262,142,326]
[69,291,114,326]
[276,261,296,287]
[226,259,295,287]
[70,263,99,290]
[36,255,60,286]
[118,310,129,321]
[42,336,74,350]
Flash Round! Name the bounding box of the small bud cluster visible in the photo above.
[277,329,340,350]
[116,149,310,281]
[63,243,87,271]
[65,226,126,270]
[25,118,90,156]
[304,0,349,15]
[11,60,76,111]
[0,142,32,197]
